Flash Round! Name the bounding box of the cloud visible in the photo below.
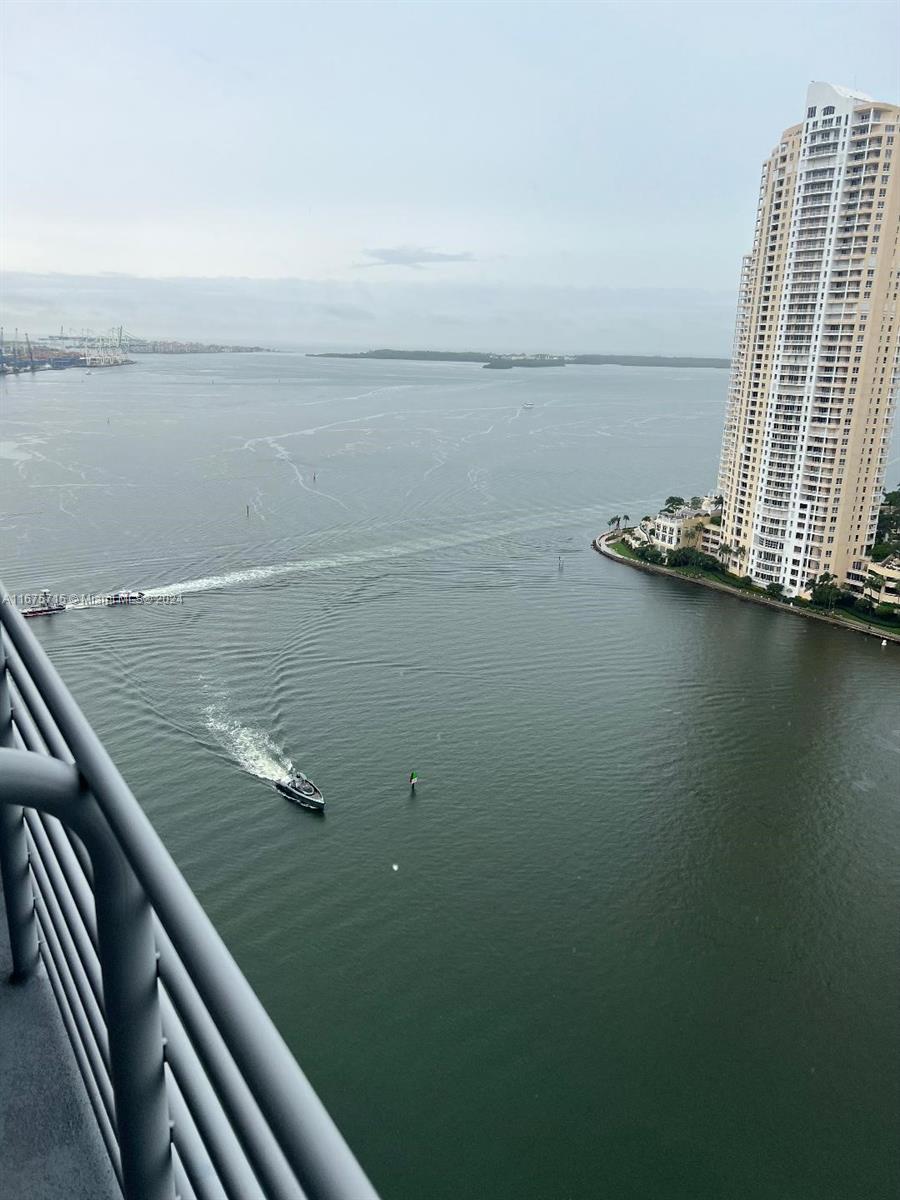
[357,245,476,269]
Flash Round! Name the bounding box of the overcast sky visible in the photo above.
[2,0,898,350]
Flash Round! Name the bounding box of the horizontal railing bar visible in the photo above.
[141,852,375,1199]
[156,922,303,1200]
[26,814,102,1004]
[62,819,95,891]
[37,910,124,1191]
[6,669,96,886]
[3,631,73,761]
[7,751,177,1200]
[161,988,272,1200]
[172,1144,199,1200]
[165,1063,231,1200]
[35,809,98,948]
[8,675,50,755]
[37,750,299,1200]
[31,872,112,1082]
[1,593,379,1200]
[32,900,118,1145]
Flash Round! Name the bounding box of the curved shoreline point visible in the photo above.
[592,531,900,647]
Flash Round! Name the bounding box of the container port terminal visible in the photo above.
[0,326,267,374]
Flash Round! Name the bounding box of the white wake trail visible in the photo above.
[267,437,350,511]
[203,702,294,785]
[142,504,611,599]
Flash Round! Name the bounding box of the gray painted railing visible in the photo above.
[0,584,380,1200]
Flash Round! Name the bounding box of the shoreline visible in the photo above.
[592,531,900,646]
[308,349,730,369]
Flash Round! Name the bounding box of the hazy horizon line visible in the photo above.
[0,270,740,358]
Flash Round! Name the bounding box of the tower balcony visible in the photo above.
[0,588,380,1200]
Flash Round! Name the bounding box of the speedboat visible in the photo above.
[275,773,325,812]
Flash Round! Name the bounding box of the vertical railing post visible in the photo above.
[0,631,40,981]
[91,824,177,1200]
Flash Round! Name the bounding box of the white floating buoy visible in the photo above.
[392,863,399,871]
[882,639,888,647]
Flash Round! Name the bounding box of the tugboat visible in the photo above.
[20,589,66,619]
[275,772,325,813]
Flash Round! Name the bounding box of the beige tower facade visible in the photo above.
[718,82,900,596]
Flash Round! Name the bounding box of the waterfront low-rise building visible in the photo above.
[700,522,723,557]
[864,554,900,607]
[651,508,708,551]
[648,495,723,554]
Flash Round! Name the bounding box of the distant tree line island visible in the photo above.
[125,338,269,354]
[308,348,730,369]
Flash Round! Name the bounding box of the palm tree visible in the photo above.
[866,571,883,598]
[809,571,840,611]
[621,513,630,529]
[608,515,621,530]
[717,542,733,562]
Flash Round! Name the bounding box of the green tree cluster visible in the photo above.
[805,571,898,624]
[807,572,842,609]
[667,547,722,572]
[870,483,900,560]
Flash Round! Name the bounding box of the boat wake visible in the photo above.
[202,702,293,786]
[143,505,612,598]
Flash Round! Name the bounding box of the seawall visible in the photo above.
[592,531,900,646]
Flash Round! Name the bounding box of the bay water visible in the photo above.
[2,354,897,1199]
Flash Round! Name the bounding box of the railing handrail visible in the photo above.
[0,585,380,1200]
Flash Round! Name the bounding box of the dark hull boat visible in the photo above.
[275,773,325,812]
[20,589,66,619]
[21,603,66,618]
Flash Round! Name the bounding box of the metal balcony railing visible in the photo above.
[0,583,380,1200]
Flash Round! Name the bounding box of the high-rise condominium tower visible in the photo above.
[717,82,899,596]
